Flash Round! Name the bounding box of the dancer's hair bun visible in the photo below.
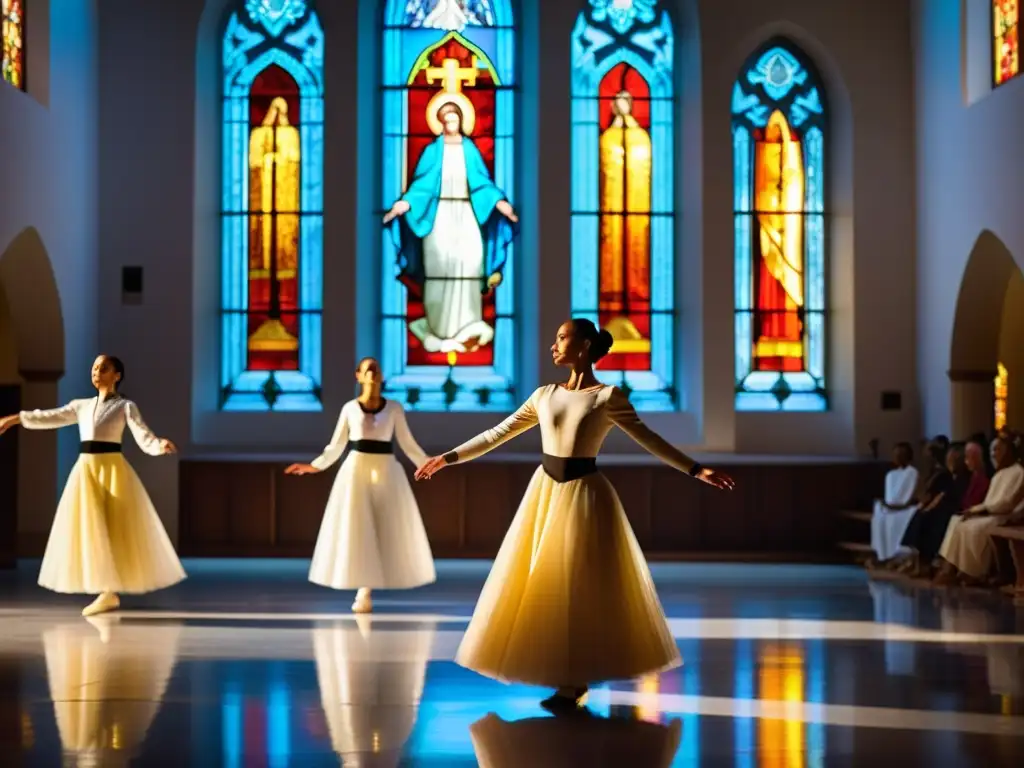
[593,329,614,362]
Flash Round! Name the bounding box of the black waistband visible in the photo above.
[541,454,598,483]
[351,439,393,455]
[80,441,122,455]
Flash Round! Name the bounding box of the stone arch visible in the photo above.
[0,226,64,560]
[0,226,64,377]
[948,229,1023,437]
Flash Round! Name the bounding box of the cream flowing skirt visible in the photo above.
[456,467,681,688]
[38,454,186,595]
[309,453,436,590]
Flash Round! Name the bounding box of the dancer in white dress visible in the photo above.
[286,357,436,613]
[415,319,735,710]
[0,355,185,617]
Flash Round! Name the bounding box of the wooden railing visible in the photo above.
[179,458,888,560]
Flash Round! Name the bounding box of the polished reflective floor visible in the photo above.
[0,560,1022,766]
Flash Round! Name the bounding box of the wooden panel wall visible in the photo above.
[179,459,888,559]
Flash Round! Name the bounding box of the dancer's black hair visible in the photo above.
[104,355,125,391]
[570,318,614,363]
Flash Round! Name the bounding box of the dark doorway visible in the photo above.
[0,385,18,568]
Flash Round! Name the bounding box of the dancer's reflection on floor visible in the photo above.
[313,615,435,767]
[42,615,183,767]
[470,708,683,768]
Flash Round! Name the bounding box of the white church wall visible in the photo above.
[92,0,920,523]
[915,0,1024,438]
[0,0,99,539]
[698,0,919,456]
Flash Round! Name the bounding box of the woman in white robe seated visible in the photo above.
[935,435,1024,585]
[869,442,920,566]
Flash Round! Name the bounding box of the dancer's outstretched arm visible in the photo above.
[312,406,351,471]
[125,401,177,455]
[287,405,351,475]
[606,388,735,490]
[393,404,428,468]
[415,390,540,480]
[0,400,84,435]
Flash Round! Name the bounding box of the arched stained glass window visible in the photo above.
[2,0,24,89]
[732,40,828,411]
[994,0,1020,86]
[995,362,1008,430]
[220,0,324,411]
[570,0,676,410]
[381,0,518,412]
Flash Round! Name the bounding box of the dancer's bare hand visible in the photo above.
[415,455,448,481]
[285,463,320,476]
[382,200,410,224]
[159,439,178,455]
[0,415,16,437]
[697,467,735,491]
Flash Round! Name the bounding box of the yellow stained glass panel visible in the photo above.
[2,0,24,90]
[995,362,1008,430]
[994,0,1020,86]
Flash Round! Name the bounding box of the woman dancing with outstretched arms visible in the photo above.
[415,319,734,710]
[286,357,436,613]
[0,355,184,616]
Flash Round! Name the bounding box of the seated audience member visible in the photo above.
[935,435,1024,585]
[989,434,1024,585]
[899,442,971,577]
[969,432,996,476]
[869,442,919,567]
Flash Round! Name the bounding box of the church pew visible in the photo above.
[991,526,1024,596]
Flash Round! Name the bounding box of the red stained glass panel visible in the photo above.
[404,37,498,367]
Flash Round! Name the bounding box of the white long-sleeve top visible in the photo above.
[882,465,919,506]
[19,394,165,456]
[311,399,427,471]
[968,462,1024,515]
[448,384,699,474]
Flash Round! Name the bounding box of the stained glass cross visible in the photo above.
[426,57,479,93]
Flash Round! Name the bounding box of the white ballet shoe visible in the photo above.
[82,592,120,617]
[352,589,373,614]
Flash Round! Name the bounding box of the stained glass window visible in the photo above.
[2,0,24,89]
[733,40,827,411]
[994,0,1020,86]
[381,0,518,411]
[571,0,676,411]
[995,362,1008,430]
[220,0,324,411]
